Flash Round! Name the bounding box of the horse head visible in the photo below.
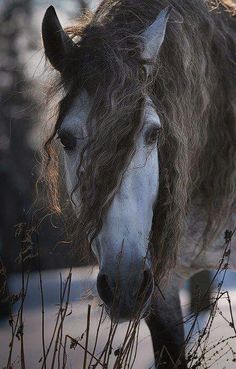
[42,5,170,321]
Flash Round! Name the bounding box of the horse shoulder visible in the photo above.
[176,207,236,279]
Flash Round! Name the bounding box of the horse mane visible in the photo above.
[42,0,236,279]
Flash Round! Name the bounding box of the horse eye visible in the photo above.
[145,126,161,145]
[57,131,76,151]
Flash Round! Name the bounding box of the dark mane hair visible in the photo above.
[41,0,236,279]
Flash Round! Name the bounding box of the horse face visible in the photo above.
[59,92,160,320]
[42,5,170,321]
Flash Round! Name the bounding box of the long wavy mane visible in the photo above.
[41,0,236,279]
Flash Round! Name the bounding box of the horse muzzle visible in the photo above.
[96,267,154,321]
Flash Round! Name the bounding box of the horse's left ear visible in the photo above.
[141,7,171,64]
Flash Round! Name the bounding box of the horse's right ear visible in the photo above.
[141,7,171,73]
[42,6,75,72]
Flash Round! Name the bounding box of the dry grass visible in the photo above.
[1,225,236,369]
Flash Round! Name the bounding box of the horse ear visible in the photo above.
[141,7,171,66]
[42,6,75,72]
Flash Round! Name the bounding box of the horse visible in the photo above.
[41,1,236,367]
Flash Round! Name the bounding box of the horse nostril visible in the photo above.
[97,272,114,307]
[137,269,153,303]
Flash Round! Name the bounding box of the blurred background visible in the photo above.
[0,0,99,339]
[0,1,236,368]
[0,0,99,274]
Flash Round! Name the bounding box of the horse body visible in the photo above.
[41,0,236,367]
[178,209,236,279]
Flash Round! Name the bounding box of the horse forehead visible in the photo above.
[61,90,91,132]
[144,97,161,127]
[61,91,160,132]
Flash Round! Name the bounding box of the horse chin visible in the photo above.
[104,300,151,323]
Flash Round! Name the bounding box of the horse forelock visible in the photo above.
[42,0,236,280]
